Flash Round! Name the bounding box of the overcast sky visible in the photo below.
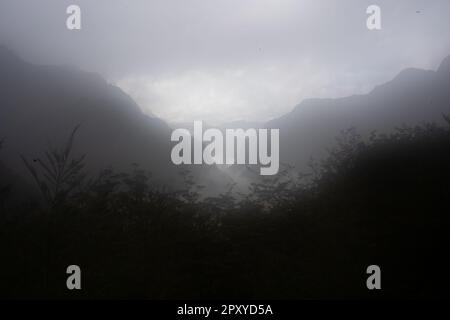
[1,0,450,124]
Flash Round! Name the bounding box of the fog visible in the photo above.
[1,0,450,124]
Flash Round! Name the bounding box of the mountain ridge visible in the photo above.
[266,54,450,171]
[2,46,450,191]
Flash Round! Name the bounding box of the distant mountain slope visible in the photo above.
[267,55,450,171]
[0,46,175,184]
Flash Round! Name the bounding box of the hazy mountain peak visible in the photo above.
[438,54,450,75]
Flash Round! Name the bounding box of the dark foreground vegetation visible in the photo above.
[1,120,450,299]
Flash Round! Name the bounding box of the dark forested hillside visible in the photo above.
[1,120,449,299]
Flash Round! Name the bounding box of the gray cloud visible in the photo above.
[1,0,449,124]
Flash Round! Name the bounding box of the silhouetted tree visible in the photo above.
[20,125,86,208]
